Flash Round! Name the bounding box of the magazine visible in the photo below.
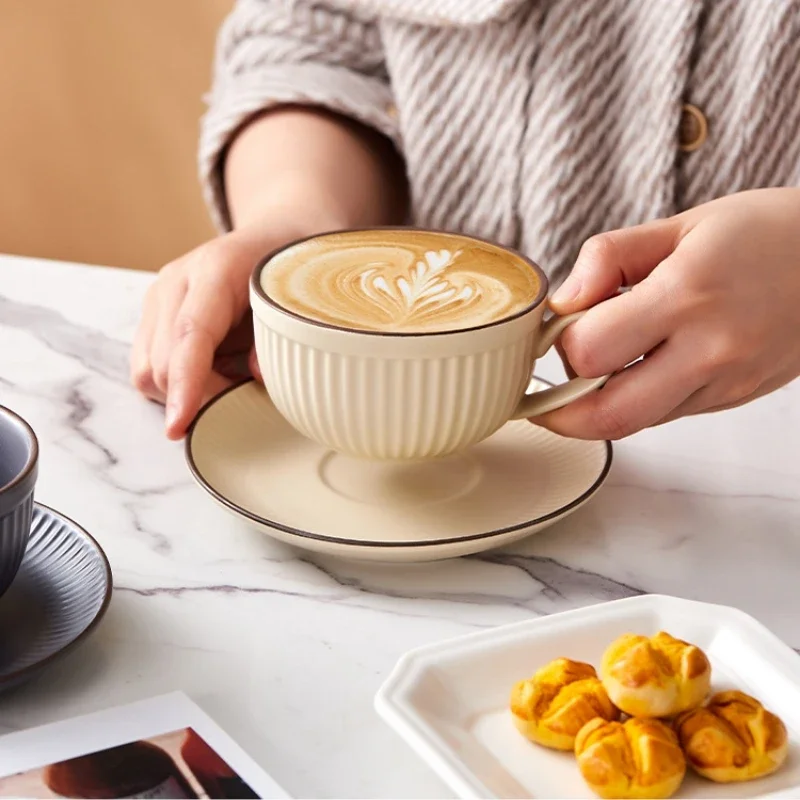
[0,692,288,799]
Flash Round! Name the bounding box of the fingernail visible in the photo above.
[551,277,581,306]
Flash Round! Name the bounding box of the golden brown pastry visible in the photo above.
[675,690,788,782]
[510,658,620,751]
[575,717,686,799]
[600,631,711,717]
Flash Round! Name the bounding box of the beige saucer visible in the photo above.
[185,379,611,562]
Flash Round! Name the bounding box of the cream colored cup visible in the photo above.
[250,230,608,460]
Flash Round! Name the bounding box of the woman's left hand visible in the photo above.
[535,187,800,440]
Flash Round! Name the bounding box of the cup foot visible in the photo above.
[317,451,483,508]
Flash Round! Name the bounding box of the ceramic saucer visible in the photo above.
[186,379,611,562]
[0,503,112,692]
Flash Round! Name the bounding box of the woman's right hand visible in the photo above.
[130,107,408,440]
[130,224,285,440]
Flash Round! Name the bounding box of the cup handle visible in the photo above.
[510,311,610,420]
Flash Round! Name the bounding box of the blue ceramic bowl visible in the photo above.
[0,406,38,596]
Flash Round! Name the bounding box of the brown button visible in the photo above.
[679,103,708,152]
[386,103,399,119]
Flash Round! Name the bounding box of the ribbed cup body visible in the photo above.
[251,288,544,460]
[0,490,33,596]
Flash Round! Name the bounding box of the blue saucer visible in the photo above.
[0,503,112,692]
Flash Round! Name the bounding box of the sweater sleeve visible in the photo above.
[198,0,399,232]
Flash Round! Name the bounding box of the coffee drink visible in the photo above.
[260,230,541,333]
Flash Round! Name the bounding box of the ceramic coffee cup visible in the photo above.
[0,405,38,594]
[250,229,608,460]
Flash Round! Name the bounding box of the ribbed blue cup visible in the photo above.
[0,406,38,596]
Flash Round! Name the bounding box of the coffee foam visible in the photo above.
[261,230,542,333]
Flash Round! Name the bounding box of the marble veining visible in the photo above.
[0,254,799,798]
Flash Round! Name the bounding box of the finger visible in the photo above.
[149,275,188,395]
[248,345,263,383]
[214,350,252,380]
[165,324,220,437]
[531,338,702,440]
[657,372,790,425]
[164,277,240,436]
[130,285,161,400]
[215,310,254,356]
[557,270,675,378]
[550,217,681,315]
[164,370,233,441]
[554,339,577,380]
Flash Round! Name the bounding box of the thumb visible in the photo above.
[550,217,681,314]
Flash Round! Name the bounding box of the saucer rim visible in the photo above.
[0,502,113,688]
[185,379,613,549]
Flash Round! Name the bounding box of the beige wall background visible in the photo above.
[0,1,232,271]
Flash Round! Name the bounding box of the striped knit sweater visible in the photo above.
[200,0,800,286]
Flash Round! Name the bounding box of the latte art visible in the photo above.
[356,248,485,325]
[262,230,541,333]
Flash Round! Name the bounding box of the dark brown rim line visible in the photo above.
[0,405,39,497]
[0,502,113,686]
[249,227,549,338]
[185,379,613,549]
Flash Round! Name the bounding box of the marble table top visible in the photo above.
[0,253,798,798]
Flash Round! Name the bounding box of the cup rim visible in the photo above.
[0,405,39,499]
[250,227,549,337]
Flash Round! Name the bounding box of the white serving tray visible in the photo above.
[375,595,800,799]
